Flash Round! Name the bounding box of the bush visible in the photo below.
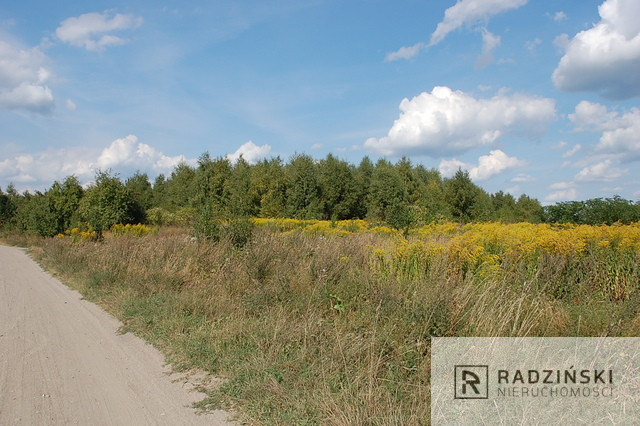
[222,218,254,249]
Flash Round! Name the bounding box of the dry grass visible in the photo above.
[11,222,640,425]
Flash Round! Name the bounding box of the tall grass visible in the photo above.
[22,221,640,424]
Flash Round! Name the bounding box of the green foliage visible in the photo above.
[251,158,287,218]
[515,194,544,223]
[157,162,197,210]
[443,169,488,222]
[543,196,639,225]
[11,151,638,237]
[0,187,16,226]
[222,217,254,249]
[47,176,84,232]
[285,154,322,219]
[77,171,142,233]
[317,154,360,220]
[367,159,408,224]
[228,157,258,217]
[14,192,58,237]
[192,153,232,213]
[125,172,153,222]
[192,205,221,241]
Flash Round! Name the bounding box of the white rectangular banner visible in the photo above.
[431,337,640,424]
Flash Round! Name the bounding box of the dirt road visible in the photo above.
[0,245,232,425]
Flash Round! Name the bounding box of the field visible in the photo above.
[13,219,640,424]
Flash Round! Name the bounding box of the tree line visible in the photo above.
[1,153,639,237]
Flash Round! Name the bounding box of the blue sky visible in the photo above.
[1,0,639,204]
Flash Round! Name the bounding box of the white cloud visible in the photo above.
[553,11,567,21]
[550,181,575,190]
[562,144,582,158]
[430,0,528,46]
[552,0,640,100]
[553,33,570,52]
[545,187,578,202]
[385,42,425,62]
[55,11,143,51]
[97,135,187,171]
[386,0,527,61]
[525,38,542,51]
[595,109,640,157]
[511,173,536,182]
[545,181,578,201]
[65,99,76,111]
[364,86,556,157]
[0,135,194,191]
[570,101,640,159]
[568,100,618,131]
[0,38,54,114]
[439,150,526,182]
[574,159,627,182]
[226,141,271,164]
[438,158,469,178]
[476,28,501,69]
[311,143,323,150]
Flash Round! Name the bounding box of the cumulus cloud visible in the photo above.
[570,101,640,160]
[552,0,640,100]
[439,150,526,181]
[364,86,556,157]
[574,159,628,182]
[226,141,271,164]
[0,135,192,191]
[476,28,501,69]
[55,11,143,51]
[568,100,617,131]
[96,135,187,171]
[0,38,55,114]
[65,99,76,111]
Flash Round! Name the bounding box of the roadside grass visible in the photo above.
[4,221,640,424]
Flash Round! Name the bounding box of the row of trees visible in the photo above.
[1,153,638,237]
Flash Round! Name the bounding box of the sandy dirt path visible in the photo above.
[0,245,233,425]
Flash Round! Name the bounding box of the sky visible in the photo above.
[1,0,639,204]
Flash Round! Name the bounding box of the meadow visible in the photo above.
[11,219,640,424]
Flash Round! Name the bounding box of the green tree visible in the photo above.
[125,172,153,222]
[543,201,584,223]
[14,192,58,237]
[228,157,258,217]
[165,162,197,210]
[77,171,141,233]
[352,157,374,218]
[515,194,543,223]
[192,153,232,214]
[251,158,287,217]
[0,187,16,226]
[367,159,410,228]
[411,166,450,223]
[444,169,487,222]
[47,176,84,232]
[318,154,359,220]
[285,154,322,219]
